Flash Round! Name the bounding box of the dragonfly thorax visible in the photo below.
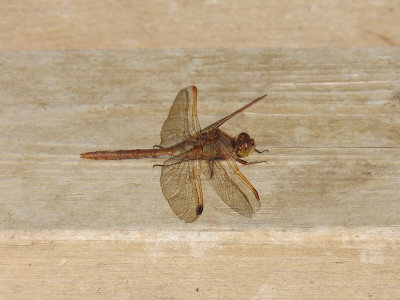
[233,132,256,158]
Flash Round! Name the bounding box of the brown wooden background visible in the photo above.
[1,1,400,299]
[1,0,399,49]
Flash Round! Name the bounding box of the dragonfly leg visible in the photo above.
[153,159,188,168]
[153,144,164,149]
[255,148,269,154]
[236,158,268,165]
[248,160,268,165]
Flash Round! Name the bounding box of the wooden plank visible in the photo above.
[0,0,399,50]
[1,48,399,228]
[0,48,400,298]
[0,230,399,299]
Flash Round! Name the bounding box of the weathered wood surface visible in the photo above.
[1,0,399,50]
[1,49,400,298]
[0,230,399,299]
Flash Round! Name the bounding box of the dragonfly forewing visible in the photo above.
[160,86,201,147]
[201,135,261,217]
[201,158,260,217]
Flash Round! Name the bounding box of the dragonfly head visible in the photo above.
[234,132,255,158]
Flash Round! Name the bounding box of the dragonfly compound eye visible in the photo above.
[235,133,255,157]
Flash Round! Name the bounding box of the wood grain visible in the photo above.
[0,230,399,299]
[1,49,400,298]
[0,0,399,50]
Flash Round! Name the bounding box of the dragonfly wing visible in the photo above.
[160,86,201,147]
[202,94,267,133]
[160,157,203,222]
[201,138,261,216]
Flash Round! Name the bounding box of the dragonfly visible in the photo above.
[81,86,267,222]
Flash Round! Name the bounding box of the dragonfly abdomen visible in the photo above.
[80,148,174,160]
